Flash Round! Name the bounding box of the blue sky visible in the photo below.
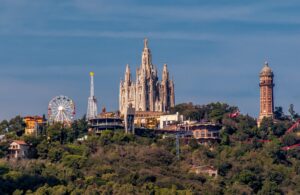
[0,0,300,120]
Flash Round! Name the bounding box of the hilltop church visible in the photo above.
[119,39,175,115]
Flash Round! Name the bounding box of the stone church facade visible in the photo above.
[119,39,175,115]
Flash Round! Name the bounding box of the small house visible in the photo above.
[9,140,29,159]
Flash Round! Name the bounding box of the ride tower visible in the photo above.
[258,61,274,127]
[87,72,98,120]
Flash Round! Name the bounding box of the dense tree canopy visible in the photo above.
[0,103,299,194]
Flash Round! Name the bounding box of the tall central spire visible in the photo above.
[144,38,148,48]
[87,72,98,120]
[141,38,152,71]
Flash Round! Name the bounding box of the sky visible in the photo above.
[0,0,300,120]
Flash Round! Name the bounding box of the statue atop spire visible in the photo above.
[264,61,269,66]
[144,38,148,48]
[141,38,152,71]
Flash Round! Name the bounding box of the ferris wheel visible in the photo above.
[48,95,75,124]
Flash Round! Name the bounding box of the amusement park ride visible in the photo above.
[48,95,76,124]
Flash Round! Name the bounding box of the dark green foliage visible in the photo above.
[289,104,299,121]
[71,116,88,139]
[62,155,87,169]
[0,116,25,136]
[0,102,299,194]
[274,106,285,120]
[218,162,232,176]
[237,169,262,192]
[171,102,237,123]
[282,133,298,146]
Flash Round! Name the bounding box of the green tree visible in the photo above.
[0,120,9,134]
[8,116,25,136]
[48,143,64,162]
[274,106,285,120]
[289,104,299,121]
[36,140,49,159]
[71,116,88,139]
[47,123,74,144]
[62,155,87,169]
[258,180,281,195]
[282,133,298,146]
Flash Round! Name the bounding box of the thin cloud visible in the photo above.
[1,30,217,41]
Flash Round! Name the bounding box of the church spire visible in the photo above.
[144,38,148,48]
[162,64,169,81]
[125,64,131,83]
[141,38,152,71]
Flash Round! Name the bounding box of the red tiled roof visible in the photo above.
[12,140,27,145]
[24,116,43,120]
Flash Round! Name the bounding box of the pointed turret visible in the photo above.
[144,38,148,48]
[125,64,131,83]
[162,64,169,81]
[141,38,153,72]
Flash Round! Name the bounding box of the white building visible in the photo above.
[160,112,184,129]
[9,140,29,159]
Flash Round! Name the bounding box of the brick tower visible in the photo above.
[258,61,274,126]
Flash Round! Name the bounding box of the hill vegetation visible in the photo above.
[0,102,300,194]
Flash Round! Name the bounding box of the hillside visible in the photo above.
[0,103,300,194]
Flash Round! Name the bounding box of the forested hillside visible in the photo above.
[0,103,300,194]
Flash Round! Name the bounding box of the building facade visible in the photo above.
[88,111,123,133]
[160,112,184,129]
[24,116,45,136]
[258,62,274,126]
[119,39,175,115]
[187,123,222,144]
[9,140,29,159]
[190,165,218,178]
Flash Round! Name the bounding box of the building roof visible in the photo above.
[0,135,5,140]
[24,116,44,121]
[12,140,27,145]
[98,112,119,118]
[193,165,217,171]
[260,61,273,76]
[135,111,164,117]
